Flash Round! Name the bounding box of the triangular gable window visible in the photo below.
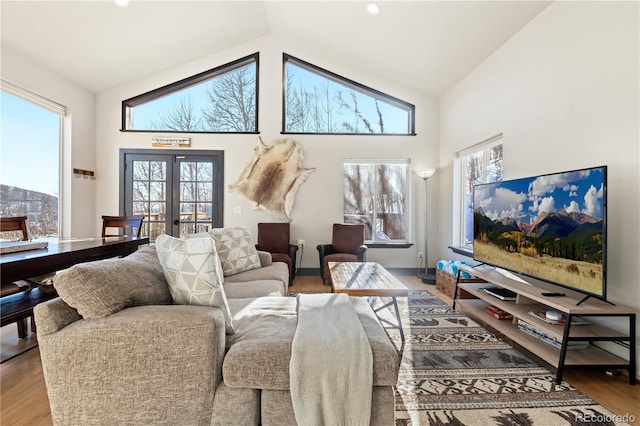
[122,53,259,133]
[283,53,415,135]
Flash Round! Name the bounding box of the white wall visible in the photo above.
[1,47,96,237]
[439,1,639,369]
[95,34,439,268]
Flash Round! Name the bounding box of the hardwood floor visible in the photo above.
[1,275,638,425]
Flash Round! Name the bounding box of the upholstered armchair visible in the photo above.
[255,222,298,285]
[317,223,367,284]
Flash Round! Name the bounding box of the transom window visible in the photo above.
[122,53,258,133]
[283,54,415,135]
[344,159,410,244]
[458,135,503,249]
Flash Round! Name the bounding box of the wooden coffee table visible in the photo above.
[329,262,409,342]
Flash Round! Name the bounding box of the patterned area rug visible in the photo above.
[384,290,629,426]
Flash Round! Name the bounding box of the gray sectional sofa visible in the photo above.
[34,246,399,425]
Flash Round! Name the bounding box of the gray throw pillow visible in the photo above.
[155,234,234,334]
[210,226,261,277]
[53,247,172,319]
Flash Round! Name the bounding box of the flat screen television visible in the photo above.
[473,165,607,301]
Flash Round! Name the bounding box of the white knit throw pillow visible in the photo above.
[155,234,234,334]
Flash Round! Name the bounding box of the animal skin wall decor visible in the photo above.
[229,137,315,222]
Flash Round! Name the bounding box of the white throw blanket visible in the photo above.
[290,293,373,426]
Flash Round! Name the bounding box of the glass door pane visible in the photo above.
[175,158,219,238]
[131,159,167,240]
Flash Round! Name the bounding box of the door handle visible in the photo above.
[173,219,180,225]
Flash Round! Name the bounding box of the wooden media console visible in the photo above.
[452,264,636,385]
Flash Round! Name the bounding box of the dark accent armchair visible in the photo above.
[255,222,298,285]
[317,223,367,284]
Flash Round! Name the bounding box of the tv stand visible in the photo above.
[576,294,615,306]
[453,265,636,385]
[471,262,492,269]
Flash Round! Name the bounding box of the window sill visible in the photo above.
[281,131,417,136]
[448,246,473,258]
[366,243,413,249]
[120,129,260,134]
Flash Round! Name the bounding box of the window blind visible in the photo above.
[1,79,67,116]
[456,133,503,159]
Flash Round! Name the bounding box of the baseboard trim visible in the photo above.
[385,267,436,277]
[295,268,321,276]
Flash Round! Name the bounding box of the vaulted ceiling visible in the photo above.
[1,1,551,96]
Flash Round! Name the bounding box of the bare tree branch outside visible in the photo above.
[131,63,257,133]
[284,57,412,134]
[344,161,409,242]
[461,142,503,247]
[0,185,58,239]
[201,66,256,132]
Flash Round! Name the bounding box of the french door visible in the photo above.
[120,149,224,241]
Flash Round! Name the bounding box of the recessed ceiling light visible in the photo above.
[367,3,379,15]
[115,0,129,6]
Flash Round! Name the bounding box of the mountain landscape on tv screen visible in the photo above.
[474,207,603,264]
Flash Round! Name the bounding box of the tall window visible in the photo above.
[122,53,258,133]
[458,135,503,249]
[284,54,415,135]
[1,82,63,238]
[344,159,410,243]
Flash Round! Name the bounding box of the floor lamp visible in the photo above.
[416,168,436,284]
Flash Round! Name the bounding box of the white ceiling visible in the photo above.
[0,1,551,96]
